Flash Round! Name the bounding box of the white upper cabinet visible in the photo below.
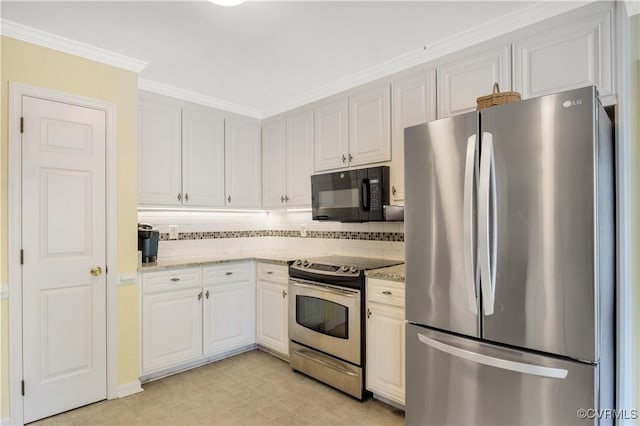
[349,84,391,167]
[181,108,225,207]
[138,99,182,205]
[314,98,349,172]
[263,110,314,208]
[391,70,436,202]
[437,45,511,118]
[314,85,390,172]
[513,8,614,104]
[225,117,262,207]
[262,120,287,208]
[285,110,314,206]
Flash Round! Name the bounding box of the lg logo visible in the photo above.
[562,99,583,108]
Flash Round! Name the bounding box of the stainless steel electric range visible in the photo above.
[288,256,403,399]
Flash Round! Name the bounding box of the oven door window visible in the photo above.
[296,295,348,339]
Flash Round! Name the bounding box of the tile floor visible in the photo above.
[31,350,405,425]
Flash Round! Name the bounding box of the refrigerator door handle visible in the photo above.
[417,333,568,379]
[479,132,497,315]
[463,134,478,314]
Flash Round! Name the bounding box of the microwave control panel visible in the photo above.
[370,178,381,211]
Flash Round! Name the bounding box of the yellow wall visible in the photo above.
[0,36,140,419]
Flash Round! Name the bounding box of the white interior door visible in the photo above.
[21,95,107,423]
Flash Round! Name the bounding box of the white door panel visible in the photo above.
[314,98,349,172]
[286,110,314,206]
[22,95,107,423]
[262,120,287,208]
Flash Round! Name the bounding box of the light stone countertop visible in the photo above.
[365,263,405,282]
[139,250,323,272]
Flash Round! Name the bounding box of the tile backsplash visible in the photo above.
[137,210,405,260]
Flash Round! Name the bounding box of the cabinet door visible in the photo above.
[262,119,287,208]
[256,280,289,355]
[391,71,436,202]
[203,280,255,356]
[314,98,349,172]
[437,45,511,118]
[225,118,262,207]
[366,302,405,405]
[349,85,391,167]
[286,110,314,207]
[182,108,225,207]
[142,288,203,374]
[138,99,182,205]
[513,9,614,104]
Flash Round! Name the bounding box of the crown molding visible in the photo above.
[261,1,594,117]
[138,78,263,119]
[1,19,148,73]
[625,0,640,16]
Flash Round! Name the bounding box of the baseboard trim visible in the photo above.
[256,344,290,363]
[371,392,405,411]
[117,380,143,398]
[139,344,257,384]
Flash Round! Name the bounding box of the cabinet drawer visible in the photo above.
[143,267,202,294]
[203,262,251,285]
[367,278,405,308]
[257,263,288,284]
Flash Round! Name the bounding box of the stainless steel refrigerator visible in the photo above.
[404,86,615,426]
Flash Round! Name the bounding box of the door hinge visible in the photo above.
[20,249,24,265]
[20,117,24,134]
[21,380,25,396]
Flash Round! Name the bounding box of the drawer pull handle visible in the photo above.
[170,278,180,282]
[382,290,392,295]
[267,271,274,275]
[225,272,233,276]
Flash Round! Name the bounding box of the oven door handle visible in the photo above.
[289,279,360,297]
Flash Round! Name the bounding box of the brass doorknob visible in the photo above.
[90,266,102,276]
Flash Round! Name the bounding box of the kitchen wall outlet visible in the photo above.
[169,225,179,240]
[300,224,307,237]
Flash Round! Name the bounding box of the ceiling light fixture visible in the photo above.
[208,0,247,6]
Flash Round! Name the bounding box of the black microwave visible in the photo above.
[311,166,389,222]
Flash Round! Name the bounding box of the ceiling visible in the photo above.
[1,1,547,117]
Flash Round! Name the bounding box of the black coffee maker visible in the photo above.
[138,223,159,264]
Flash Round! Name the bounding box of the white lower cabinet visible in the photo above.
[141,262,255,377]
[366,278,405,406]
[256,263,289,356]
[203,263,255,355]
[141,267,204,374]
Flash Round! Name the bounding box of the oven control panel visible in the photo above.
[293,259,361,276]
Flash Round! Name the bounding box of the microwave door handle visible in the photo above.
[361,179,370,211]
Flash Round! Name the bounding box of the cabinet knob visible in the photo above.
[227,195,231,203]
[205,290,210,299]
[282,289,287,298]
[177,193,182,202]
[185,193,189,202]
[281,195,285,203]
[348,153,353,162]
[382,290,392,295]
[198,291,203,301]
[392,186,397,196]
[285,195,289,202]
[342,154,346,163]
[367,308,372,319]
